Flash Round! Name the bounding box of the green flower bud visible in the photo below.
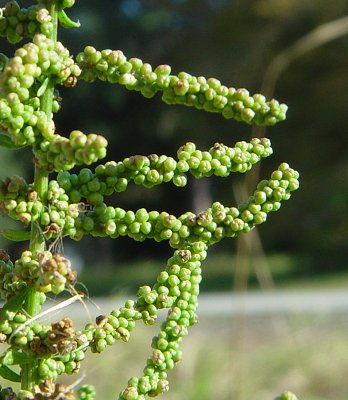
[155,64,171,76]
[122,387,139,400]
[144,291,158,304]
[254,211,267,224]
[274,392,299,400]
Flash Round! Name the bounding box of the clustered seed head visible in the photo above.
[0,240,202,397]
[117,243,204,399]
[0,306,46,349]
[0,33,80,146]
[0,175,38,226]
[32,379,75,400]
[88,299,142,353]
[77,385,96,400]
[14,251,77,294]
[0,250,77,298]
[58,138,272,199]
[0,3,300,399]
[0,383,77,400]
[0,2,54,44]
[0,313,88,388]
[35,130,108,172]
[0,152,299,246]
[77,47,287,126]
[0,250,25,298]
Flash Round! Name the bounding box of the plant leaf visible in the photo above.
[2,349,33,366]
[1,229,30,242]
[0,366,21,382]
[1,230,31,242]
[58,10,81,28]
[37,77,49,97]
[0,133,26,149]
[0,287,33,319]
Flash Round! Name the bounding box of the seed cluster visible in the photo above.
[0,243,205,400]
[35,130,108,172]
[77,46,287,126]
[0,381,94,400]
[0,2,300,399]
[0,383,75,400]
[118,243,204,399]
[0,33,81,146]
[0,248,26,298]
[0,246,77,297]
[57,138,273,200]
[0,1,53,44]
[0,311,89,383]
[77,385,96,400]
[0,159,299,249]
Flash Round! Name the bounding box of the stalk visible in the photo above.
[22,0,59,390]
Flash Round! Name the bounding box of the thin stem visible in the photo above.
[22,0,59,391]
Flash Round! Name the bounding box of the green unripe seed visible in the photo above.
[95,338,107,353]
[273,187,286,201]
[254,211,267,224]
[140,221,152,235]
[174,79,189,96]
[168,274,180,287]
[155,64,171,76]
[136,208,149,222]
[87,192,104,205]
[122,387,139,400]
[262,202,273,213]
[129,222,141,234]
[144,291,157,304]
[163,157,177,172]
[173,174,187,187]
[124,210,135,224]
[289,178,299,191]
[254,191,267,205]
[272,201,282,211]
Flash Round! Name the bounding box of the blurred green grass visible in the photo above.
[60,311,348,400]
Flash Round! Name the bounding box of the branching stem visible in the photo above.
[23,0,59,391]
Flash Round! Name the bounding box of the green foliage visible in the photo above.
[0,1,299,399]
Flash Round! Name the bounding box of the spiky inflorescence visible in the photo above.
[0,1,299,399]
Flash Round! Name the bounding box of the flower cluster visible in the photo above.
[0,243,204,399]
[88,302,141,353]
[77,385,96,400]
[0,1,300,399]
[0,1,77,44]
[77,47,287,126]
[0,312,89,382]
[118,243,204,399]
[0,1,51,44]
[0,139,298,250]
[58,138,273,199]
[35,130,108,172]
[0,382,75,400]
[0,248,77,298]
[0,33,80,146]
[0,164,299,248]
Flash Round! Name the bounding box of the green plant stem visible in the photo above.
[22,0,59,391]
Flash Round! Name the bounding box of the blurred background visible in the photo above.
[1,0,348,399]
